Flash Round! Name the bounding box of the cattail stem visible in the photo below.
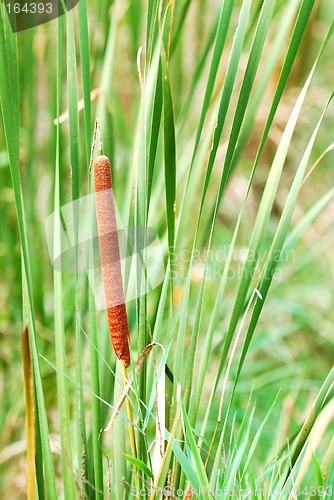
[121,364,137,456]
[91,120,138,490]
[121,362,140,494]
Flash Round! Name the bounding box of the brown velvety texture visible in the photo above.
[93,155,130,367]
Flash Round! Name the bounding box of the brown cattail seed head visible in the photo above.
[93,155,130,367]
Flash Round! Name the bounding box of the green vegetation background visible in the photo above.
[0,0,334,497]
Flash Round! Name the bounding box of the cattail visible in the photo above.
[93,154,131,367]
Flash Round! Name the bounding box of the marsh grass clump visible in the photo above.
[1,0,334,498]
